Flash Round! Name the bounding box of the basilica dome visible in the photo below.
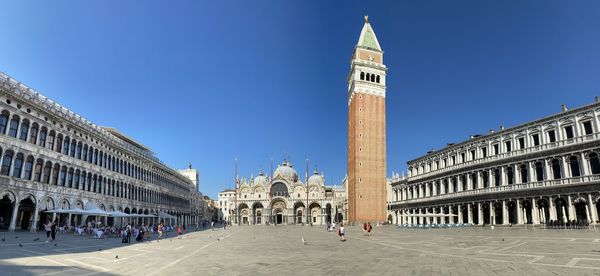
[308,171,324,186]
[273,162,298,182]
[253,171,269,187]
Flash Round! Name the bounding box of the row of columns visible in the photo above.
[393,195,600,226]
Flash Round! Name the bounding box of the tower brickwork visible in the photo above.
[347,17,387,223]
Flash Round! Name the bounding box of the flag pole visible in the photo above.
[234,158,238,226]
[306,158,309,225]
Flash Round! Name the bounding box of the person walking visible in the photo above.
[157,223,164,241]
[50,221,57,243]
[177,225,182,239]
[338,223,346,242]
[45,221,52,243]
[367,222,372,237]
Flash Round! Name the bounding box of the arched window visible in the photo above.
[376,75,380,83]
[569,156,581,177]
[87,147,94,163]
[55,134,63,153]
[62,137,70,155]
[360,72,365,80]
[0,111,9,134]
[82,145,88,161]
[39,127,48,147]
[19,119,29,141]
[73,170,80,189]
[12,153,23,178]
[43,162,52,184]
[494,169,501,186]
[29,123,38,144]
[33,159,43,182]
[59,166,67,186]
[70,139,76,157]
[52,164,60,185]
[23,156,34,180]
[0,150,13,175]
[67,168,74,188]
[535,162,544,181]
[76,142,82,159]
[366,73,371,82]
[371,74,375,82]
[8,116,19,137]
[551,159,562,179]
[520,164,528,183]
[589,153,600,174]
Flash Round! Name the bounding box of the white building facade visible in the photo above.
[390,100,600,226]
[0,72,198,231]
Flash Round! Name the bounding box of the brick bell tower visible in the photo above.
[348,16,387,224]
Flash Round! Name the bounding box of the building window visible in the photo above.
[532,134,540,146]
[8,116,19,137]
[451,156,456,165]
[470,150,475,160]
[12,153,23,178]
[29,124,38,144]
[460,153,465,163]
[0,151,13,176]
[547,130,556,142]
[564,126,574,139]
[551,159,562,179]
[493,144,499,155]
[505,141,512,152]
[23,156,33,180]
[569,156,581,177]
[0,111,8,134]
[19,121,29,141]
[520,164,528,183]
[535,162,544,181]
[518,137,525,149]
[39,128,48,147]
[589,153,600,174]
[360,72,365,80]
[583,121,593,135]
[494,169,500,186]
[506,167,514,184]
[481,147,487,158]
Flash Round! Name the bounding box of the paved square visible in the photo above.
[2,226,600,275]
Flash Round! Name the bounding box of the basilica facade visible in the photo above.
[389,100,600,226]
[0,71,199,231]
[228,160,346,225]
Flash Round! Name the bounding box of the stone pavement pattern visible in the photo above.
[1,226,600,275]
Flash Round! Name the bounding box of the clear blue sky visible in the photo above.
[1,1,599,198]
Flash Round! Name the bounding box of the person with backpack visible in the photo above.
[50,221,57,243]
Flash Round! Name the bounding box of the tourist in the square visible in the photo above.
[177,225,182,239]
[157,223,164,241]
[45,221,52,243]
[338,223,346,241]
[363,222,367,235]
[50,221,57,243]
[367,222,372,236]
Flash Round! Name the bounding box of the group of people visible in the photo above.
[43,221,58,243]
[545,219,592,229]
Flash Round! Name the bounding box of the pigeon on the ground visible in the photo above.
[18,243,23,247]
[217,238,221,241]
[1,237,5,242]
[502,239,505,242]
[302,237,308,245]
[34,238,39,241]
[115,255,119,259]
[14,236,18,239]
[98,249,102,251]
[54,243,57,246]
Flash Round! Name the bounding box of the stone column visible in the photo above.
[549,198,556,221]
[567,195,575,221]
[67,213,72,228]
[532,200,540,224]
[588,194,598,224]
[466,174,472,190]
[516,200,522,224]
[500,167,507,186]
[9,200,19,231]
[432,183,437,196]
[477,202,483,225]
[544,160,552,181]
[467,203,473,224]
[561,205,568,223]
[581,153,590,176]
[425,209,430,225]
[458,205,463,224]
[502,201,508,225]
[31,203,39,232]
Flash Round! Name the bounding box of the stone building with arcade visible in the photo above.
[230,160,346,225]
[389,100,600,226]
[0,71,199,231]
